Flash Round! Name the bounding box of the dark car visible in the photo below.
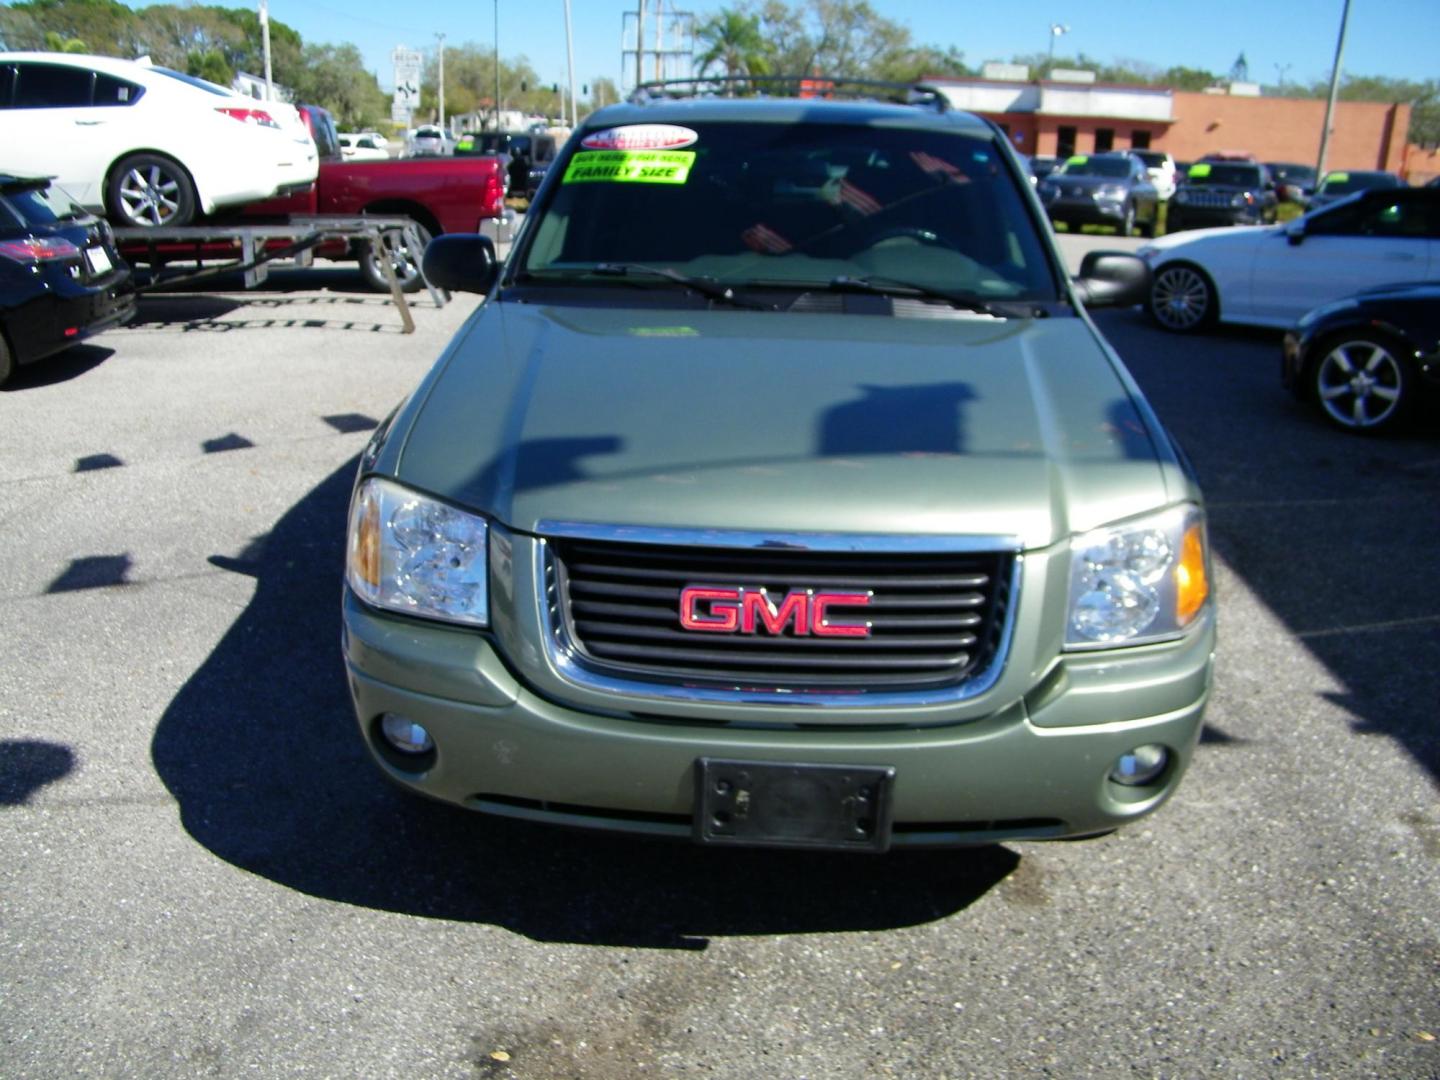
[1167,161,1278,231]
[1282,283,1440,434]
[1266,162,1317,205]
[1029,155,1059,181]
[0,174,135,386]
[1035,151,1160,236]
[1308,169,1405,211]
[470,131,558,199]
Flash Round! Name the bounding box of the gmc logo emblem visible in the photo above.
[678,585,873,638]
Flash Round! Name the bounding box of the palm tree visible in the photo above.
[695,10,769,82]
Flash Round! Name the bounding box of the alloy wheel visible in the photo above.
[1315,339,1405,431]
[1150,265,1211,332]
[118,164,182,226]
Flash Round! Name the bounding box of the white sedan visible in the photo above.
[0,52,318,228]
[337,133,390,161]
[1139,188,1438,333]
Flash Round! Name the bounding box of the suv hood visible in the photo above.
[395,303,1174,550]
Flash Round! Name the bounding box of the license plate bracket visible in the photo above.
[694,758,895,852]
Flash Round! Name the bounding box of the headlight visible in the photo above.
[1230,194,1247,208]
[1065,505,1210,649]
[1095,185,1126,200]
[1173,190,1190,204]
[347,477,489,626]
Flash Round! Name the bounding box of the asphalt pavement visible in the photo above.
[1,245,1437,1079]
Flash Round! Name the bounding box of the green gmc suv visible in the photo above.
[342,82,1215,852]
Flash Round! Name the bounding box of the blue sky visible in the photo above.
[233,0,1438,95]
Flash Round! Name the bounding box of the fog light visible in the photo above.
[1109,744,1168,786]
[380,713,434,755]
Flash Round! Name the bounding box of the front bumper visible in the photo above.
[1167,205,1261,231]
[1043,196,1128,226]
[343,589,1215,848]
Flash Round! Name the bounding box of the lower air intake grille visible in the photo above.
[546,537,1014,691]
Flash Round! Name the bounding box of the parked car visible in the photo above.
[337,133,389,161]
[1167,161,1278,232]
[1133,149,1178,200]
[358,130,390,149]
[0,52,317,228]
[1140,187,1439,333]
[0,173,135,386]
[342,88,1215,852]
[1035,151,1160,236]
[406,125,449,157]
[1282,283,1440,434]
[116,105,508,292]
[1198,150,1258,164]
[1266,162,1317,205]
[1308,169,1405,211]
[1029,155,1059,181]
[468,131,559,199]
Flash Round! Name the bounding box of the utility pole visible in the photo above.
[494,0,501,131]
[436,32,446,131]
[1274,62,1292,95]
[564,0,577,126]
[1046,24,1069,76]
[635,0,644,90]
[1316,0,1352,181]
[259,0,273,100]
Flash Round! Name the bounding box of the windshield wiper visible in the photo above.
[825,275,1002,315]
[589,263,771,310]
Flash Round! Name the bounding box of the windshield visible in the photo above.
[1185,163,1262,187]
[521,120,1057,302]
[1057,156,1131,178]
[1319,171,1399,193]
[1268,163,1314,184]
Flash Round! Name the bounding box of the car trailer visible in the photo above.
[113,215,446,334]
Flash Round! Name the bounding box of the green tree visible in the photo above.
[43,28,87,51]
[290,43,387,128]
[187,47,233,86]
[695,10,768,79]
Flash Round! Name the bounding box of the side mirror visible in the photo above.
[1072,251,1150,309]
[421,234,499,295]
[1285,220,1305,246]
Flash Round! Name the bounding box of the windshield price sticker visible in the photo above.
[1066,155,1088,166]
[581,124,698,150]
[563,150,695,185]
[1187,163,1212,178]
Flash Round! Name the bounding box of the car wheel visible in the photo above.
[0,330,14,388]
[1148,263,1216,333]
[1120,203,1135,237]
[359,221,434,293]
[106,154,196,228]
[1311,333,1412,434]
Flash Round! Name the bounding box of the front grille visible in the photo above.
[546,537,1014,691]
[1180,190,1238,209]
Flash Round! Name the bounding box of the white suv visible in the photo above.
[1133,150,1178,200]
[0,52,318,227]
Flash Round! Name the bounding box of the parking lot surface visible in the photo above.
[2,248,1437,1078]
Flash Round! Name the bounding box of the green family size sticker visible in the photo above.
[563,150,695,185]
[1188,163,1212,178]
[1066,155,1089,166]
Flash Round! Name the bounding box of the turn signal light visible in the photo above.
[1175,523,1209,625]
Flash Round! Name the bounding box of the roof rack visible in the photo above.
[627,75,949,112]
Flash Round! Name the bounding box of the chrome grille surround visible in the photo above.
[534,521,1023,709]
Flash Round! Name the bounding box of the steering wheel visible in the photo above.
[868,226,963,251]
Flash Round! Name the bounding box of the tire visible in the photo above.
[359,220,434,293]
[0,330,14,389]
[1119,202,1135,237]
[106,153,196,228]
[1148,262,1217,334]
[1310,332,1412,434]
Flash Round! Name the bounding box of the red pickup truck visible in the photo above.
[120,105,507,291]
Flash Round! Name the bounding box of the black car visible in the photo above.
[1308,169,1405,211]
[0,174,135,386]
[1168,162,1279,231]
[1266,161,1317,205]
[1035,151,1160,236]
[1282,283,1440,434]
[469,131,558,199]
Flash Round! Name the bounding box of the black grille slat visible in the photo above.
[548,536,1012,693]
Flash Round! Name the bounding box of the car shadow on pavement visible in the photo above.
[1095,308,1440,786]
[2,344,113,390]
[150,457,1018,949]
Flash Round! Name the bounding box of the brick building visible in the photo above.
[933,74,1412,174]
